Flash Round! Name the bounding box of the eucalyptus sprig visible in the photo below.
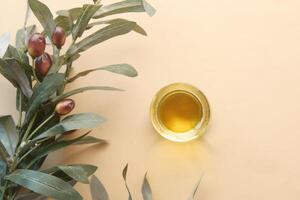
[0,0,155,199]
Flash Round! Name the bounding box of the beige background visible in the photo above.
[1,0,300,199]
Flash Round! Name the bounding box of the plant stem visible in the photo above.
[32,59,40,83]
[16,143,39,166]
[26,112,55,141]
[17,92,22,128]
[21,113,38,145]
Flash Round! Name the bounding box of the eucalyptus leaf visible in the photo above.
[25,73,64,124]
[0,115,17,156]
[5,169,83,200]
[0,58,32,98]
[90,175,109,200]
[0,33,10,58]
[35,113,105,139]
[72,4,101,40]
[67,20,137,56]
[28,0,56,38]
[58,165,97,184]
[93,0,156,19]
[73,136,106,145]
[68,64,137,82]
[122,164,132,200]
[51,86,123,103]
[141,173,152,200]
[15,25,36,51]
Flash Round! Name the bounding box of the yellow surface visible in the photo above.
[1,0,300,199]
[159,92,202,133]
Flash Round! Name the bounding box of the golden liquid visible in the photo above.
[158,92,202,133]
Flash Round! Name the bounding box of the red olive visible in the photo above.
[55,99,75,115]
[35,53,52,77]
[52,26,66,49]
[27,33,46,58]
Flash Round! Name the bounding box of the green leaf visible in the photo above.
[141,173,152,200]
[55,16,73,36]
[0,142,10,163]
[0,160,7,181]
[67,20,137,56]
[58,165,97,184]
[28,0,56,38]
[26,132,90,168]
[4,45,30,65]
[93,0,156,19]
[25,73,64,124]
[35,113,105,139]
[57,7,83,21]
[15,25,36,51]
[188,176,203,200]
[15,192,45,200]
[122,164,132,200]
[72,4,101,40]
[0,58,32,98]
[87,18,148,36]
[68,64,137,82]
[90,175,109,200]
[0,116,17,157]
[73,136,106,145]
[0,33,10,58]
[51,86,123,103]
[5,169,82,200]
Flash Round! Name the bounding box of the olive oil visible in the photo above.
[150,83,210,142]
[158,92,202,133]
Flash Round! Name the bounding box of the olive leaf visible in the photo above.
[188,176,203,200]
[67,20,138,56]
[0,141,10,162]
[15,25,36,51]
[141,173,152,200]
[35,113,105,139]
[93,0,156,19]
[25,132,90,168]
[57,7,84,21]
[72,4,101,40]
[0,160,7,181]
[86,18,147,36]
[58,165,97,184]
[28,0,56,38]
[90,175,109,200]
[73,136,106,145]
[0,58,33,99]
[5,169,83,200]
[68,64,137,82]
[0,33,10,58]
[25,73,64,124]
[0,116,18,157]
[51,86,123,103]
[15,192,45,200]
[122,164,133,200]
[55,7,83,36]
[55,16,73,35]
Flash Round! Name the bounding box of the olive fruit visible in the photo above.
[52,26,66,49]
[55,99,75,115]
[35,53,52,77]
[27,33,46,58]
